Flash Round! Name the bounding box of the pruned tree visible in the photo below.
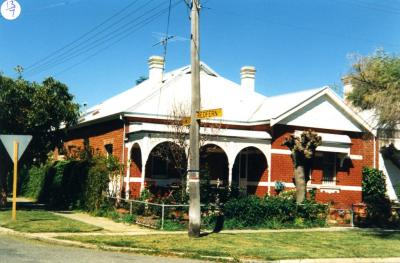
[282,130,322,203]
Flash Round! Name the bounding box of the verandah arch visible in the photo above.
[130,143,142,176]
[200,144,229,186]
[144,141,187,195]
[128,143,142,198]
[232,146,268,195]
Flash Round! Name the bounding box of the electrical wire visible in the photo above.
[25,1,168,76]
[51,0,182,77]
[24,0,141,72]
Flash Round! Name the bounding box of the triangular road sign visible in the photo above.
[0,134,32,162]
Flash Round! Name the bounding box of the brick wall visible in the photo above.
[129,182,141,198]
[247,167,269,196]
[62,117,377,207]
[64,119,125,164]
[268,124,377,207]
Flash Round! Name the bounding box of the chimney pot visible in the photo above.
[148,55,164,83]
[341,76,354,104]
[240,66,256,92]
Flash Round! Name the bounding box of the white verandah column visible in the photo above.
[139,136,150,194]
[124,142,133,199]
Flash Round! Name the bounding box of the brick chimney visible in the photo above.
[240,66,256,92]
[342,76,353,105]
[148,55,164,83]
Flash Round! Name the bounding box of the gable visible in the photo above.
[279,95,363,132]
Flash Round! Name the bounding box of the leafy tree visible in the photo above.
[135,75,148,85]
[0,74,79,207]
[345,50,400,130]
[282,131,322,204]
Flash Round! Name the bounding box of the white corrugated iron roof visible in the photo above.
[78,62,367,132]
[80,62,270,124]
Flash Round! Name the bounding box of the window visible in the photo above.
[322,152,336,185]
[104,144,113,157]
[67,145,77,155]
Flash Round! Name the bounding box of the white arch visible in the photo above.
[145,140,187,188]
[125,131,272,196]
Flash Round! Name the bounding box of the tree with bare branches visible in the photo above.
[282,131,322,203]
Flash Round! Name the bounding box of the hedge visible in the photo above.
[22,157,110,210]
[204,195,328,229]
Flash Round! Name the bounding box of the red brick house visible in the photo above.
[63,56,378,208]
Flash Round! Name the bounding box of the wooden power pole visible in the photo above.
[188,0,201,237]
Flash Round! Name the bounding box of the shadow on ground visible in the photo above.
[2,197,47,211]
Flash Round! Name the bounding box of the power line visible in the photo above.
[25,1,163,76]
[24,0,141,72]
[51,1,182,77]
[26,1,180,77]
[164,0,173,62]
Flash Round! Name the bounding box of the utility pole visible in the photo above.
[188,0,201,238]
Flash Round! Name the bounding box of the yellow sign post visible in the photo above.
[181,117,191,126]
[0,134,32,221]
[12,141,18,221]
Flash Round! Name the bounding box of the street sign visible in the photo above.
[0,135,32,162]
[181,108,223,126]
[181,117,191,126]
[196,108,223,119]
[0,135,32,221]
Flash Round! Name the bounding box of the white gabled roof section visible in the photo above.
[268,88,375,134]
[282,96,362,132]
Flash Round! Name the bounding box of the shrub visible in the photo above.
[220,195,327,229]
[25,153,115,212]
[22,164,49,200]
[362,167,387,199]
[85,157,110,211]
[362,167,393,227]
[161,219,186,231]
[122,214,136,224]
[224,195,265,227]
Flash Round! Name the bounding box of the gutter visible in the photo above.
[123,112,271,126]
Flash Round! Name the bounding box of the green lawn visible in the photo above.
[59,230,400,261]
[0,210,102,233]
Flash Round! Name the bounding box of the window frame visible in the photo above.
[321,152,337,185]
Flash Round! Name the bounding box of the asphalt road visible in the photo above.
[0,234,208,263]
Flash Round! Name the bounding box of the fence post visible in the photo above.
[161,203,165,230]
[350,209,354,227]
[130,201,133,215]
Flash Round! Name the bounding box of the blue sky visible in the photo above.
[1,0,399,108]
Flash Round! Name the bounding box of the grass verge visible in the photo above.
[57,230,400,261]
[0,209,102,233]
